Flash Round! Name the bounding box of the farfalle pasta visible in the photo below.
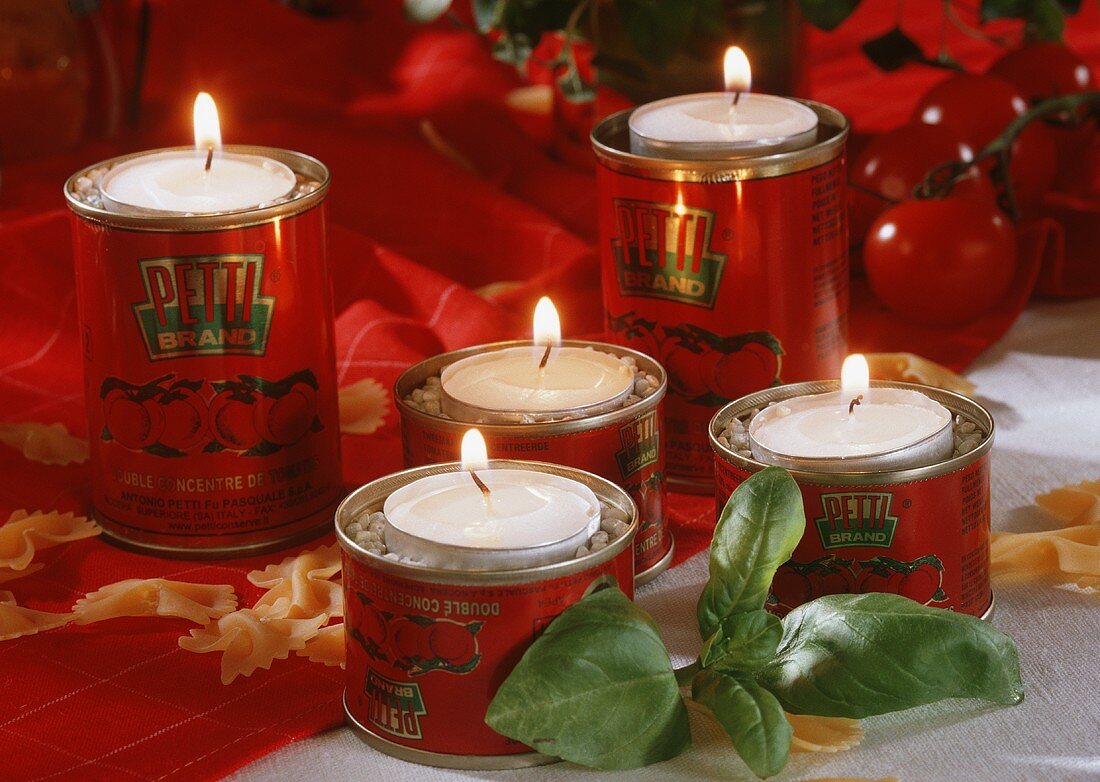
[1036,479,1100,526]
[338,377,389,435]
[248,543,343,620]
[0,422,89,466]
[991,525,1100,588]
[179,609,327,684]
[864,352,976,395]
[787,713,863,753]
[0,591,71,641]
[75,578,237,625]
[0,510,100,573]
[297,623,345,668]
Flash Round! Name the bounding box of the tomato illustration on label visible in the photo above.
[607,310,783,406]
[769,553,947,614]
[100,368,323,458]
[350,592,482,677]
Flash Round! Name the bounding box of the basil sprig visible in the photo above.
[486,467,1024,777]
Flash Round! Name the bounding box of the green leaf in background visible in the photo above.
[756,593,1025,719]
[614,0,698,67]
[692,668,792,779]
[697,467,805,640]
[700,610,783,673]
[796,0,862,31]
[472,0,499,32]
[404,0,452,23]
[860,26,926,72]
[980,0,1065,41]
[485,588,691,770]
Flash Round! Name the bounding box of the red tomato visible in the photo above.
[421,621,477,666]
[104,391,165,450]
[389,617,424,665]
[156,387,209,451]
[1002,123,1057,212]
[208,390,261,450]
[771,569,813,609]
[253,387,316,447]
[912,73,1028,150]
[816,569,855,597]
[988,42,1095,104]
[863,198,1017,325]
[708,346,773,400]
[900,565,942,605]
[855,569,904,594]
[361,603,388,648]
[660,343,709,398]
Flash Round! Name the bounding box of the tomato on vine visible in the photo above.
[863,197,1016,325]
[989,42,1095,105]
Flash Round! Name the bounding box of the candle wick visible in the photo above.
[538,344,552,371]
[469,470,492,502]
[732,90,742,106]
[848,394,864,416]
[204,145,214,172]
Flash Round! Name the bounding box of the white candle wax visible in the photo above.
[101,150,296,214]
[749,387,954,473]
[383,468,600,569]
[440,346,635,422]
[629,92,819,160]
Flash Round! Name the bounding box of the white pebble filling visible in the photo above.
[716,408,988,463]
[343,499,632,564]
[402,350,660,422]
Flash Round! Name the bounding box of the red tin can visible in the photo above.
[710,380,995,619]
[337,460,637,768]
[592,103,849,492]
[64,146,343,557]
[395,340,670,585]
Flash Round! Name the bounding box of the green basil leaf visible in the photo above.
[614,0,697,66]
[404,0,452,23]
[700,610,783,672]
[692,668,791,779]
[756,593,1025,718]
[796,0,861,30]
[485,588,690,769]
[697,467,805,640]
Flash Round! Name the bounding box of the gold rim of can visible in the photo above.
[590,100,848,182]
[709,380,995,486]
[394,340,667,437]
[63,145,330,231]
[335,458,639,586]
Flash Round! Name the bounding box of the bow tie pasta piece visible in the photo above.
[0,422,89,466]
[991,525,1100,589]
[338,378,389,435]
[179,609,327,684]
[787,713,863,753]
[1036,479,1100,526]
[864,353,976,395]
[297,623,345,668]
[75,579,237,625]
[0,563,44,585]
[0,591,72,641]
[0,510,101,572]
[248,544,343,620]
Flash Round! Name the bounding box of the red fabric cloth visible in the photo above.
[0,1,1097,780]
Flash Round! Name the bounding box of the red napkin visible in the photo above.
[1,1,1097,780]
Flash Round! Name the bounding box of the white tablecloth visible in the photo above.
[231,298,1100,782]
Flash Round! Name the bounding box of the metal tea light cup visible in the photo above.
[593,102,850,494]
[396,340,672,586]
[710,380,995,619]
[336,459,637,768]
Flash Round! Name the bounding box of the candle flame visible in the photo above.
[723,46,751,94]
[193,92,222,153]
[840,354,870,399]
[533,296,562,349]
[461,429,489,472]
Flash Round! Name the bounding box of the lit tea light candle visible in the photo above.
[748,354,954,472]
[628,45,819,159]
[100,92,296,213]
[440,297,635,422]
[383,429,601,569]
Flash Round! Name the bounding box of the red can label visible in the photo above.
[714,456,993,617]
[400,407,669,574]
[598,159,849,486]
[71,207,343,551]
[342,547,634,756]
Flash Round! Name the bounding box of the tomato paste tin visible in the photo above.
[64,146,343,557]
[395,340,670,585]
[336,459,637,768]
[592,103,849,493]
[710,380,995,619]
